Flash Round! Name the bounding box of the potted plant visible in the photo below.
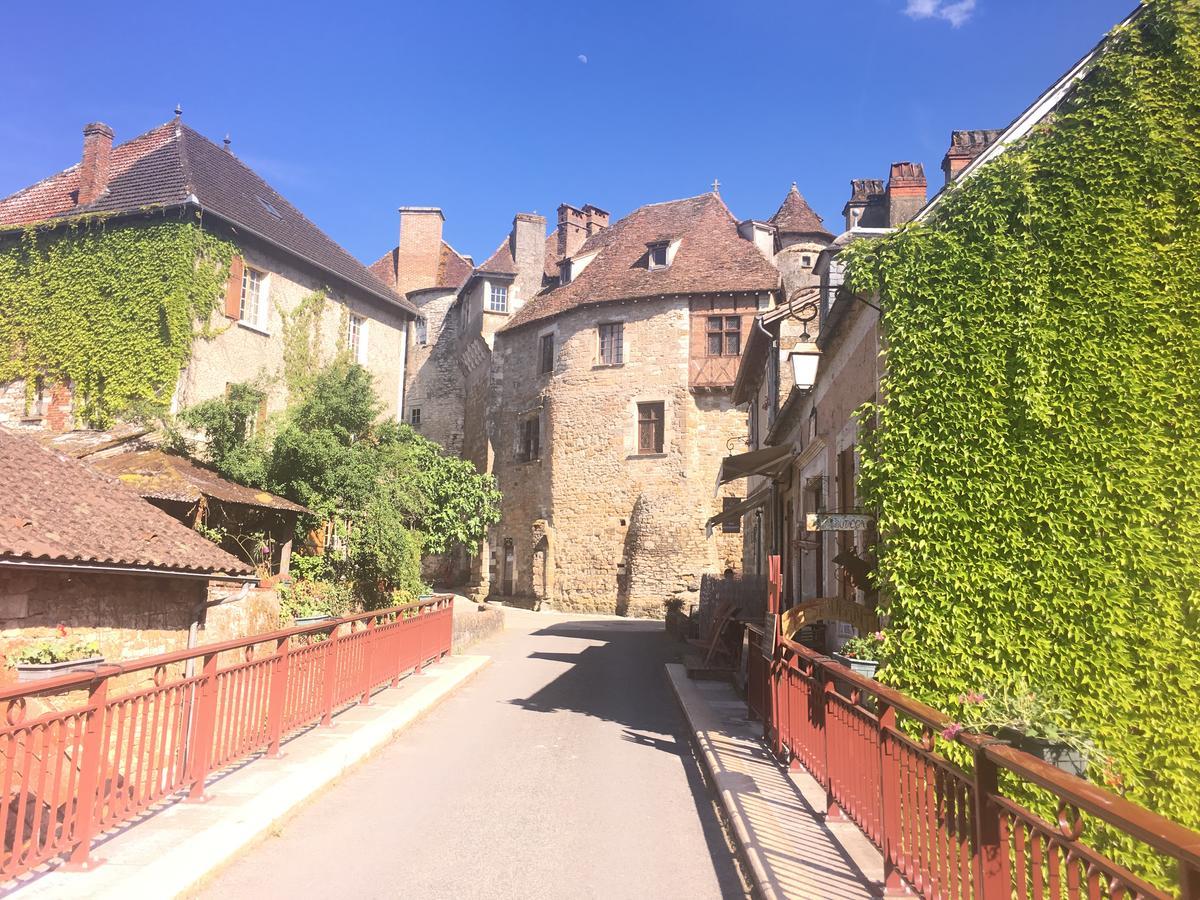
[10,626,103,682]
[947,680,1093,778]
[832,631,886,679]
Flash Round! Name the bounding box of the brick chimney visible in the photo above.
[395,207,444,293]
[941,129,1003,185]
[885,163,927,226]
[582,204,610,236]
[556,204,587,259]
[77,122,114,207]
[842,179,885,230]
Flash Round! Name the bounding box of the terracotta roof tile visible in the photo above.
[477,238,517,276]
[90,450,309,514]
[0,428,253,576]
[769,184,832,238]
[367,241,473,293]
[503,193,779,332]
[0,120,413,315]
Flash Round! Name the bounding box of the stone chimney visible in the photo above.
[941,129,1003,185]
[556,204,587,259]
[885,163,927,227]
[395,207,444,292]
[583,204,610,236]
[512,212,547,302]
[77,122,114,207]
[842,179,885,230]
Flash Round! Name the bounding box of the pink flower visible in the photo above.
[965,691,986,705]
[874,631,885,641]
[941,723,964,741]
[56,623,67,638]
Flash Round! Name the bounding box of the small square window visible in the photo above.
[648,243,669,269]
[410,407,421,427]
[519,415,541,462]
[414,316,428,345]
[488,283,509,313]
[802,254,813,267]
[598,323,623,365]
[240,267,267,328]
[722,497,743,533]
[539,334,554,375]
[637,402,664,454]
[348,313,367,363]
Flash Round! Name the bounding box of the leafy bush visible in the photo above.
[10,626,100,665]
[844,1,1200,884]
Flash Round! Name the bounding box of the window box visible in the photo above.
[16,656,105,683]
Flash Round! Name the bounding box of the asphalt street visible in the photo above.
[195,607,746,900]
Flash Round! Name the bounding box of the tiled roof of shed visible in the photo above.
[0,428,253,577]
[0,120,413,315]
[503,193,779,332]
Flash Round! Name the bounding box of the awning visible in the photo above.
[715,445,794,492]
[705,492,768,538]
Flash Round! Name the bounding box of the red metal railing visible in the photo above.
[0,596,452,880]
[745,626,1200,900]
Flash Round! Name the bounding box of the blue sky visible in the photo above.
[1,0,1134,266]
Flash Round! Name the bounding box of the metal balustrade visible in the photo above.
[745,626,1200,899]
[0,596,453,879]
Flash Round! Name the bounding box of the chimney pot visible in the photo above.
[885,162,927,227]
[556,203,587,259]
[77,122,115,207]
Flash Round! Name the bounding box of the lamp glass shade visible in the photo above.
[790,350,820,390]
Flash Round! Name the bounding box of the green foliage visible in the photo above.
[11,636,101,666]
[952,680,1094,755]
[277,556,355,623]
[184,361,500,607]
[0,216,235,427]
[844,1,1200,884]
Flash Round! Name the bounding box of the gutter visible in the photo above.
[0,558,258,583]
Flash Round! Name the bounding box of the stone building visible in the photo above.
[0,426,258,682]
[0,115,416,432]
[381,187,832,616]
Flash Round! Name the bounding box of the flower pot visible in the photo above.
[15,656,105,683]
[998,727,1088,778]
[831,652,879,680]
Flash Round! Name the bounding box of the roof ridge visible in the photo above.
[174,120,195,199]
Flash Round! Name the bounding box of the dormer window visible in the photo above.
[648,242,669,270]
[559,259,571,285]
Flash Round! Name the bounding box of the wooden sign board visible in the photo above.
[781,597,880,640]
[762,613,779,660]
[805,513,874,532]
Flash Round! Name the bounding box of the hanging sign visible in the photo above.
[805,513,874,532]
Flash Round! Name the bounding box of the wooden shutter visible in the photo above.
[224,255,244,319]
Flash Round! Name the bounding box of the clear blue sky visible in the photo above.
[1,0,1134,266]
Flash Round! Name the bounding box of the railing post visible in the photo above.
[187,652,220,803]
[359,616,376,706]
[414,606,425,675]
[321,624,340,727]
[822,666,845,822]
[266,635,290,758]
[63,670,110,870]
[878,702,908,896]
[972,746,1009,900]
[1181,861,1199,900]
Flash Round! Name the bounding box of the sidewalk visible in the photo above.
[667,664,883,900]
[8,654,489,900]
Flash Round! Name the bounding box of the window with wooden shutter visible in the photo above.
[224,255,245,319]
[637,402,664,454]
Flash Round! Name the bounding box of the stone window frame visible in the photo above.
[597,322,624,366]
[238,265,270,333]
[635,401,665,455]
[518,412,541,462]
[410,406,421,427]
[487,282,509,313]
[538,332,555,376]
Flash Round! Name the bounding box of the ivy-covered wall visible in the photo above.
[0,215,234,426]
[845,0,1199,884]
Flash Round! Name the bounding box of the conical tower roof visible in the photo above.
[768,183,832,239]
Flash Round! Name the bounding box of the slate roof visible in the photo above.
[367,241,474,293]
[90,450,309,515]
[0,428,253,577]
[503,193,780,332]
[0,119,414,315]
[769,184,832,238]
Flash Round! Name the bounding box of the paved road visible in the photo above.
[196,608,746,900]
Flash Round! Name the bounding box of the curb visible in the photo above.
[666,663,778,900]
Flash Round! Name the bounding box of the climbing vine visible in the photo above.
[0,215,235,426]
[845,0,1200,886]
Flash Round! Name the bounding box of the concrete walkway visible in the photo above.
[668,667,883,899]
[194,608,747,900]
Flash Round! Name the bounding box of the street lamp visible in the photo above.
[789,342,821,390]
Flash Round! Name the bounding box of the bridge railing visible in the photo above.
[0,595,453,880]
[745,625,1200,899]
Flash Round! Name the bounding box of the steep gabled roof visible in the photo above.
[367,241,473,294]
[477,238,518,276]
[0,427,253,577]
[769,184,832,238]
[0,120,414,314]
[503,193,779,332]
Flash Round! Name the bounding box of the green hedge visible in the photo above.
[845,0,1200,886]
[0,215,234,426]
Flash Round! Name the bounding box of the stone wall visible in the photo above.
[405,286,465,455]
[451,599,504,652]
[485,294,757,617]
[202,581,281,643]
